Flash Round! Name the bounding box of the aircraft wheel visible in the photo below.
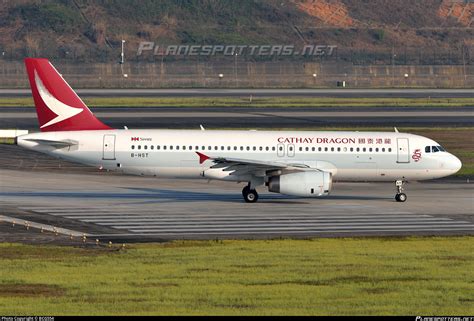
[395,193,407,202]
[244,189,259,203]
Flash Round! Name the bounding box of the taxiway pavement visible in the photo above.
[0,145,472,242]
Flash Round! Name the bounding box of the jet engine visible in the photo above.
[267,171,332,197]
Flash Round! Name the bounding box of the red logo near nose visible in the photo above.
[412,149,422,162]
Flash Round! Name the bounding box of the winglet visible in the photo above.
[196,152,210,164]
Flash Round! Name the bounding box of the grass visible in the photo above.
[0,237,473,315]
[0,97,474,108]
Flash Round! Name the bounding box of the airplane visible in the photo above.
[15,58,462,203]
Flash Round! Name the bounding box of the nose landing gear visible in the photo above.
[395,180,407,202]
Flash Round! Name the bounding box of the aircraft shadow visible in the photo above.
[0,188,390,204]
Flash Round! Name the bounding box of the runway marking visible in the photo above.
[115,221,472,230]
[127,225,474,234]
[79,217,445,224]
[61,213,421,218]
[15,203,474,238]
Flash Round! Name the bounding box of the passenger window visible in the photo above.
[240,146,244,151]
[259,146,263,151]
[279,146,283,151]
[208,146,212,150]
[425,146,431,153]
[369,148,372,152]
[356,147,360,152]
[163,146,167,150]
[324,147,328,152]
[299,147,302,151]
[131,145,135,150]
[176,146,179,150]
[272,147,276,151]
[337,147,341,152]
[312,147,315,152]
[221,146,225,150]
[388,148,392,152]
[157,145,160,150]
[331,147,334,152]
[228,146,231,150]
[350,147,353,152]
[363,147,366,152]
[183,146,186,150]
[151,145,154,150]
[375,148,378,152]
[189,146,192,150]
[195,146,199,150]
[170,146,173,150]
[266,147,269,151]
[214,146,218,150]
[138,145,141,150]
[246,146,250,151]
[234,146,237,151]
[253,146,256,151]
[343,147,347,152]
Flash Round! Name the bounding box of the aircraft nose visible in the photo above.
[447,154,462,174]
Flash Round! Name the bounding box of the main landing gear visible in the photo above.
[395,180,407,202]
[242,184,259,203]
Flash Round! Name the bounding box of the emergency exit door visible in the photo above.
[397,138,409,163]
[103,134,116,160]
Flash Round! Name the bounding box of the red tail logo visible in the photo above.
[24,58,111,132]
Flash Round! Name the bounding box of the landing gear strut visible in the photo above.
[242,184,259,203]
[395,180,407,202]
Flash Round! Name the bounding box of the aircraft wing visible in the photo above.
[196,152,313,176]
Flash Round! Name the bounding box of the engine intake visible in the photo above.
[267,171,332,197]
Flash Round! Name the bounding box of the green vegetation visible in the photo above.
[372,29,385,42]
[0,138,15,145]
[0,237,473,315]
[1,97,474,108]
[9,3,83,33]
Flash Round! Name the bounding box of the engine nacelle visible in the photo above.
[267,171,332,197]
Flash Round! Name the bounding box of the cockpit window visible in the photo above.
[425,145,446,153]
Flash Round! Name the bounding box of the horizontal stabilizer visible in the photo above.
[24,138,78,148]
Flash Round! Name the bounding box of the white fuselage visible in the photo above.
[17,129,462,183]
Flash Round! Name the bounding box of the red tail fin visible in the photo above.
[24,58,111,132]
